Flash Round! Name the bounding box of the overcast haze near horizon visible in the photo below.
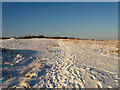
[2,2,118,40]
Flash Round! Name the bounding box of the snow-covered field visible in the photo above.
[1,38,119,88]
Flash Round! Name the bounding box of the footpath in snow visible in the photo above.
[1,38,119,88]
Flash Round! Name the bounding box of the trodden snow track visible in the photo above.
[2,39,119,88]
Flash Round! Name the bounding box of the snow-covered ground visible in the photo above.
[1,38,119,88]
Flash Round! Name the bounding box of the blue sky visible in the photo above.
[2,2,118,40]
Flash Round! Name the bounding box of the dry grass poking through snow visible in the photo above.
[49,42,59,47]
[13,39,20,44]
[83,40,118,48]
[98,40,118,48]
[84,40,93,48]
[47,48,50,53]
[62,39,70,42]
[62,39,119,56]
[84,40,118,48]
[62,39,80,44]
[86,40,119,56]
[47,42,59,53]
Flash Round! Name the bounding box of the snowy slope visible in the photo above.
[1,38,119,88]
